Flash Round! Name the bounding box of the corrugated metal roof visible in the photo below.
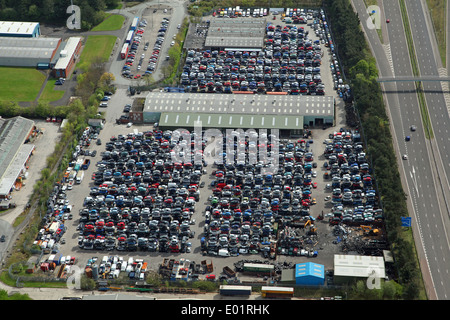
[334,254,385,278]
[159,112,303,130]
[0,36,60,48]
[0,47,55,59]
[145,92,334,117]
[205,17,265,49]
[0,36,60,61]
[0,21,39,36]
[295,262,324,279]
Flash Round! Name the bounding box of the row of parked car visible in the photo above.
[122,26,146,79]
[323,130,384,226]
[147,17,171,73]
[201,133,319,257]
[77,129,204,253]
[35,126,103,252]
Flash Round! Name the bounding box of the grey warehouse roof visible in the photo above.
[0,36,60,60]
[0,36,60,48]
[145,92,334,117]
[205,37,264,49]
[158,112,304,130]
[0,117,35,196]
[205,17,266,49]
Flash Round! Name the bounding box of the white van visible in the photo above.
[218,249,230,257]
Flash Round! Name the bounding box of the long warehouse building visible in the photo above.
[0,21,40,37]
[0,36,61,68]
[0,116,36,209]
[136,92,335,137]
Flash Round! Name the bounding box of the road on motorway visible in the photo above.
[352,0,450,300]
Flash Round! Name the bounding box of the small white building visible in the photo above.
[333,254,386,285]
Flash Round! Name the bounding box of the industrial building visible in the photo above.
[333,254,386,285]
[280,262,325,286]
[0,116,36,208]
[137,91,334,136]
[204,18,266,51]
[0,21,40,37]
[0,36,61,68]
[52,37,82,78]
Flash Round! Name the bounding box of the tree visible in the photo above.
[34,101,50,119]
[99,72,115,90]
[80,274,96,290]
[28,4,39,20]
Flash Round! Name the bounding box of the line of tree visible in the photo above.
[1,58,112,294]
[0,0,120,30]
[188,0,323,17]
[324,0,422,299]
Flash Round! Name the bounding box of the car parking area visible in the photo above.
[121,8,176,80]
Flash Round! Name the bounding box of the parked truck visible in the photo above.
[76,171,84,184]
[81,159,90,170]
[74,158,83,171]
[219,285,252,296]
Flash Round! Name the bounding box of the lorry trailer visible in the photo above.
[219,285,252,296]
[261,286,294,299]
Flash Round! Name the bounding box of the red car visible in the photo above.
[313,182,318,189]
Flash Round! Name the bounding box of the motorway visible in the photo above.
[352,0,450,300]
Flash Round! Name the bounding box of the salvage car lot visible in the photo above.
[36,92,386,282]
[180,8,344,97]
[33,8,387,283]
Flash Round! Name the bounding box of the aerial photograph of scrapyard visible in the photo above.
[0,0,448,309]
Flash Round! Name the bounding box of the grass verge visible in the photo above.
[38,79,65,103]
[426,0,446,67]
[76,35,117,72]
[91,14,125,31]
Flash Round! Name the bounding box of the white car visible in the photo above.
[171,41,175,46]
[402,154,408,160]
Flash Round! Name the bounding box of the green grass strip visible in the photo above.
[91,14,125,32]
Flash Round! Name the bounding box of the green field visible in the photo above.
[0,67,45,102]
[91,14,125,31]
[38,79,65,103]
[76,35,117,71]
